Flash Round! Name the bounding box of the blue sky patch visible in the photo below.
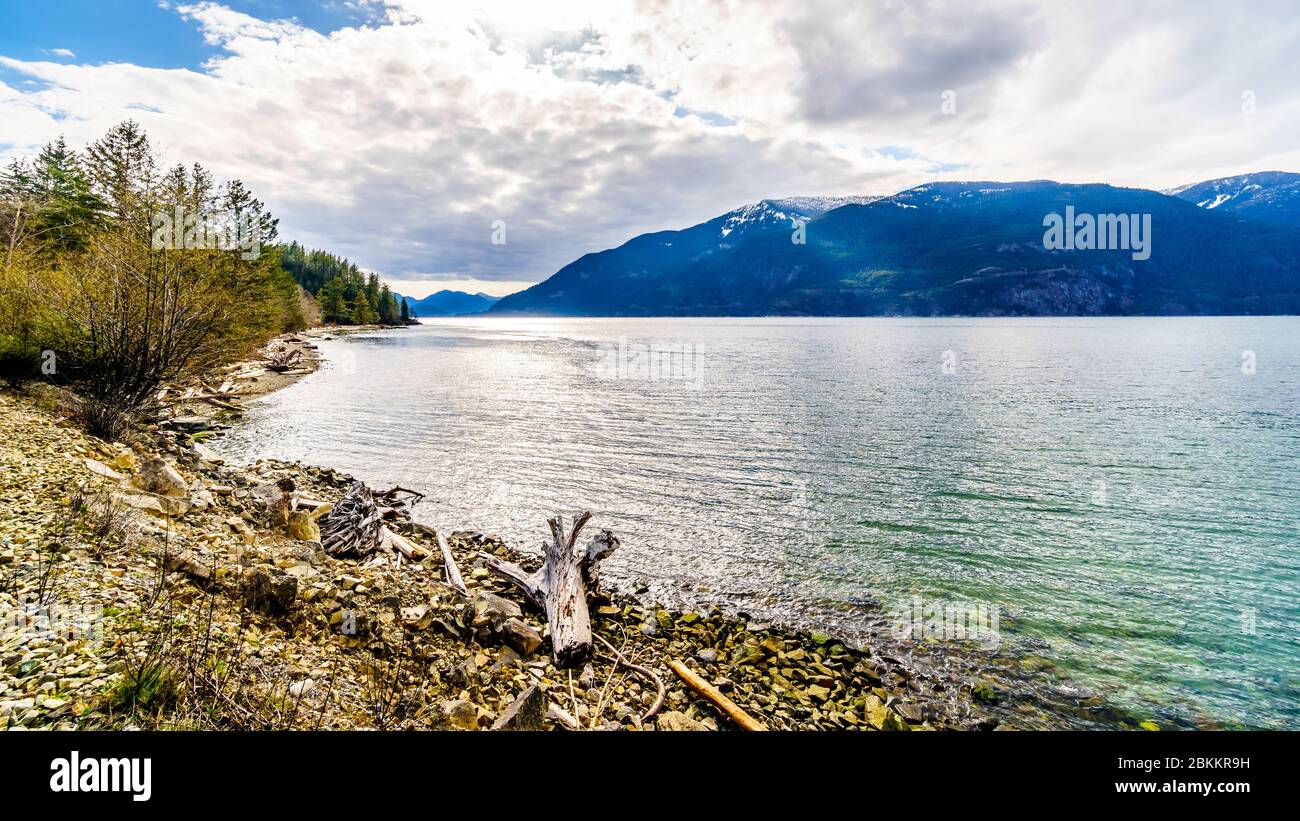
[0,0,384,71]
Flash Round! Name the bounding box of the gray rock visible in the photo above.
[168,416,210,432]
[656,710,708,731]
[473,590,522,628]
[166,551,213,583]
[490,685,547,731]
[131,457,188,498]
[242,568,297,615]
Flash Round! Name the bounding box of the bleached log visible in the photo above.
[481,512,620,667]
[435,530,467,595]
[383,527,425,560]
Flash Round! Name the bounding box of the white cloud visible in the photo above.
[2,0,1298,288]
[47,48,77,59]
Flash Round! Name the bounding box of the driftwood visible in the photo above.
[594,633,665,723]
[375,485,426,506]
[480,511,620,667]
[265,348,303,373]
[435,530,468,595]
[319,480,430,563]
[668,660,767,731]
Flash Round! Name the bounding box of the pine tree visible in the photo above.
[13,139,105,257]
[349,292,376,325]
[318,276,347,323]
[377,284,398,324]
[83,120,155,220]
[399,297,410,323]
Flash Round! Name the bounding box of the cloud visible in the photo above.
[47,48,77,59]
[1,0,1298,288]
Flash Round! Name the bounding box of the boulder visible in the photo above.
[115,489,189,518]
[131,457,188,497]
[473,590,522,629]
[166,551,213,583]
[286,510,320,541]
[226,516,255,544]
[441,698,478,730]
[169,415,209,432]
[242,568,297,616]
[490,685,547,730]
[192,442,224,465]
[113,447,137,471]
[83,458,123,482]
[500,617,543,656]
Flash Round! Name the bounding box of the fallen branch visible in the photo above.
[376,485,426,506]
[667,659,767,731]
[384,528,426,560]
[435,530,467,595]
[595,633,664,723]
[202,396,243,412]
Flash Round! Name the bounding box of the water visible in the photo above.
[219,317,1300,729]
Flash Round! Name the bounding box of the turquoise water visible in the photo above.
[220,317,1300,728]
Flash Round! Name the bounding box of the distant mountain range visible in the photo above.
[1166,171,1300,227]
[400,290,501,316]
[489,175,1300,316]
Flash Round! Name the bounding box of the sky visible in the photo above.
[2,0,1297,298]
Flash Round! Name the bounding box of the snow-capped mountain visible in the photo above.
[1166,171,1300,227]
[490,179,1300,316]
[717,196,882,240]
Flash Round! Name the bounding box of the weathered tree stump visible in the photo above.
[318,481,427,563]
[481,512,619,668]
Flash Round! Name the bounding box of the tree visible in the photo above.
[349,292,376,325]
[378,284,398,324]
[318,275,347,323]
[84,120,155,221]
[399,296,410,323]
[1,121,307,437]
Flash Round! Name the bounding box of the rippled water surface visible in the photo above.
[220,317,1300,728]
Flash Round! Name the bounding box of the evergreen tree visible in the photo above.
[318,275,347,323]
[349,292,376,325]
[83,120,155,220]
[378,284,398,324]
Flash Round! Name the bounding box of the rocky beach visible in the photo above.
[0,331,1141,732]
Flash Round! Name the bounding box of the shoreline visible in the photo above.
[206,325,1149,730]
[0,325,1146,731]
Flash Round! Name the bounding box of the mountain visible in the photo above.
[488,196,879,315]
[1166,171,1300,227]
[402,290,501,316]
[489,181,1300,316]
